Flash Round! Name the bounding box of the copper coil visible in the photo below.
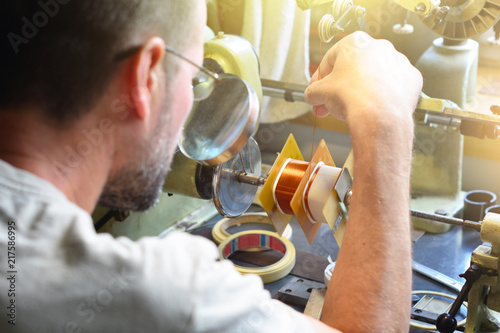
[273,159,310,215]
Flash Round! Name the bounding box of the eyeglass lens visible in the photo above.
[192,71,215,101]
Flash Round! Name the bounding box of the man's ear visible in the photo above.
[127,37,165,120]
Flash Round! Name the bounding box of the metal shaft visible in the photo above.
[410,209,481,231]
[411,260,463,293]
[237,173,267,186]
[235,172,483,232]
[261,79,307,103]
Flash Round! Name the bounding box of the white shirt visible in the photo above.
[0,160,313,333]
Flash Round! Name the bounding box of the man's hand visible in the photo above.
[304,31,422,135]
[303,32,422,333]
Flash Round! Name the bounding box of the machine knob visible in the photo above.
[436,265,483,333]
[436,313,457,333]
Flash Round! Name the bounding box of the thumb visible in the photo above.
[305,78,345,120]
[304,80,325,106]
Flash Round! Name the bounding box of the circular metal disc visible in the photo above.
[178,74,259,166]
[212,137,261,217]
[421,0,500,40]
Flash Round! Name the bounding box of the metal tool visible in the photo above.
[263,79,500,140]
[278,277,326,306]
[420,0,500,40]
[417,96,500,140]
[410,210,482,231]
[412,260,465,293]
[237,174,484,232]
[436,265,484,333]
[317,0,367,43]
[213,138,262,217]
[261,79,307,104]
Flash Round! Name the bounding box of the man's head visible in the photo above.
[1,0,206,211]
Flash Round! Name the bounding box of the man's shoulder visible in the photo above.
[0,159,89,229]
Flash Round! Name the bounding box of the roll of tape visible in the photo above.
[218,230,296,284]
[212,212,293,245]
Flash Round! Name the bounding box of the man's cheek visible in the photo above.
[177,89,194,127]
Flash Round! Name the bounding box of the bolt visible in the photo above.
[331,24,344,36]
[354,6,366,18]
[435,209,448,216]
[433,6,450,24]
[415,3,427,14]
[345,190,353,208]
[487,269,497,277]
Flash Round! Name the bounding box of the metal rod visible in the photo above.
[237,173,267,186]
[235,173,483,231]
[411,259,464,293]
[221,169,266,186]
[410,209,481,231]
[261,79,308,103]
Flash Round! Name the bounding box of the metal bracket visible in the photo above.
[278,277,326,306]
[335,168,353,221]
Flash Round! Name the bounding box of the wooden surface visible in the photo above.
[304,288,327,320]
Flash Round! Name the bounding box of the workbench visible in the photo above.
[192,207,483,332]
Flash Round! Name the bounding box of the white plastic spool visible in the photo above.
[302,162,342,224]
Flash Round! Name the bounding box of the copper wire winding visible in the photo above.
[274,42,324,217]
[274,159,310,215]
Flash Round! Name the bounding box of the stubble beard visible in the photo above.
[98,104,176,212]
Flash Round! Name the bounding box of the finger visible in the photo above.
[305,78,346,120]
[309,69,319,85]
[315,48,336,80]
[313,105,329,118]
[313,31,370,79]
[309,41,341,86]
[306,37,347,102]
[304,80,323,106]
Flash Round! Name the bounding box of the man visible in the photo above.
[0,0,422,332]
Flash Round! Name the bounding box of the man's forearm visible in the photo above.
[321,117,414,332]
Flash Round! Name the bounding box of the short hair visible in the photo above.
[0,0,199,127]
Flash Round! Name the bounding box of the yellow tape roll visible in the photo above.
[218,230,296,284]
[212,212,293,245]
